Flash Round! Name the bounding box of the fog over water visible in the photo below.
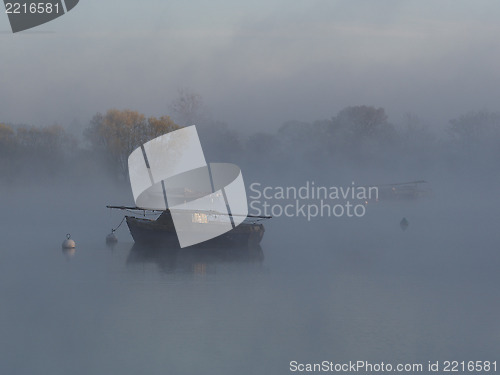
[2,1,500,374]
[0,148,499,374]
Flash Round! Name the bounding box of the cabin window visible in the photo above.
[192,213,208,224]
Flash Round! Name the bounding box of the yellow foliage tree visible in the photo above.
[85,109,182,176]
[0,122,14,140]
[0,123,17,155]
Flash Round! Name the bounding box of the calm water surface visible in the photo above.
[1,186,499,374]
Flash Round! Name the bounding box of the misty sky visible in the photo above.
[1,0,500,133]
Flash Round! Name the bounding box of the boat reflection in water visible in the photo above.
[125,243,265,275]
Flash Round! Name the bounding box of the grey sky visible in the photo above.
[1,0,500,132]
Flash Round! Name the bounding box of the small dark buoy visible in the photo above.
[62,233,76,249]
[400,217,409,231]
[106,230,118,245]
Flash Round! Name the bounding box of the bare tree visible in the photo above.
[168,88,205,126]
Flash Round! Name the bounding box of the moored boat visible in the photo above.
[108,206,269,249]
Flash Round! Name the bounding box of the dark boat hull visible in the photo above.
[125,215,265,249]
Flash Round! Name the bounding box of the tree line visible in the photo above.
[1,104,499,185]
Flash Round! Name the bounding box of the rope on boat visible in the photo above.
[111,216,126,233]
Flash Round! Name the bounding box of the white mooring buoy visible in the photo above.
[62,233,76,249]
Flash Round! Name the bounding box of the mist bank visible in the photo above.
[1,105,499,194]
